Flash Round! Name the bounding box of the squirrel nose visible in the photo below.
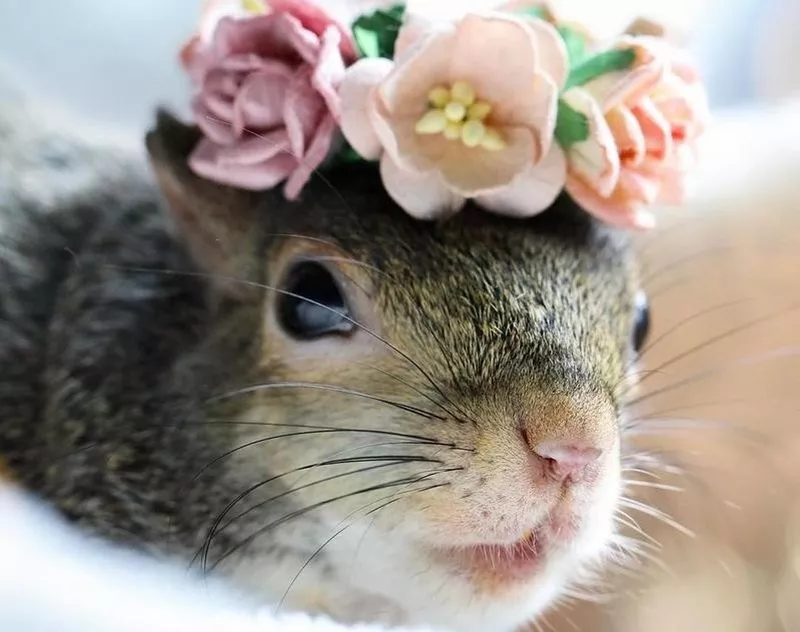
[518,392,615,484]
[531,442,602,483]
[523,433,603,482]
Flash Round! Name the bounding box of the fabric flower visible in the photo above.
[181,0,357,199]
[338,11,569,220]
[563,36,709,229]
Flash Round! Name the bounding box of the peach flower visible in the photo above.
[338,11,569,220]
[563,36,709,229]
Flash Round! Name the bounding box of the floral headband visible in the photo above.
[179,0,709,230]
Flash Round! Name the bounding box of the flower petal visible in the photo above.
[232,67,291,134]
[631,97,672,162]
[189,137,298,190]
[214,14,319,65]
[427,127,537,196]
[267,0,357,60]
[283,66,326,159]
[394,11,439,58]
[311,26,347,119]
[636,143,695,205]
[651,72,709,139]
[526,18,568,89]
[448,14,561,130]
[606,106,645,166]
[192,97,236,144]
[527,72,559,159]
[562,87,620,198]
[618,169,660,205]
[477,144,567,217]
[581,38,665,112]
[218,53,273,73]
[339,58,394,160]
[284,113,337,199]
[214,128,291,165]
[566,174,656,230]
[377,26,457,119]
[380,153,465,220]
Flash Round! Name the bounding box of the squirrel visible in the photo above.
[0,103,648,632]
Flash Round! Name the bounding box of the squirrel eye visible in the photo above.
[632,290,651,353]
[277,261,354,339]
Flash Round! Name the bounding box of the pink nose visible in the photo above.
[531,441,602,483]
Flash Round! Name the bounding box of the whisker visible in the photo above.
[637,396,798,419]
[617,498,695,538]
[208,469,451,573]
[190,422,453,484]
[614,508,663,548]
[628,345,800,409]
[212,381,445,421]
[275,481,448,613]
[347,360,469,425]
[637,303,800,387]
[202,419,457,445]
[640,297,755,357]
[646,273,694,301]
[186,116,476,423]
[287,441,457,490]
[103,261,467,421]
[193,456,438,572]
[641,244,741,286]
[623,479,684,493]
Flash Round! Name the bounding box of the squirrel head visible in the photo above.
[146,109,646,629]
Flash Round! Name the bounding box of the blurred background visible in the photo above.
[1,0,799,128]
[1,1,799,631]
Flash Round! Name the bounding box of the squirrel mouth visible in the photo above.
[437,529,547,582]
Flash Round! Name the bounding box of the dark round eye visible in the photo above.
[632,290,651,353]
[277,261,354,339]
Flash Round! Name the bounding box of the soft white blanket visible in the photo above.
[0,487,435,632]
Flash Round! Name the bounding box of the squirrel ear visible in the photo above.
[145,108,261,298]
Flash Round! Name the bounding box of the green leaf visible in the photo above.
[557,25,587,66]
[328,138,375,168]
[353,25,380,59]
[554,99,590,149]
[512,5,549,19]
[351,4,407,59]
[564,47,637,90]
[338,143,364,163]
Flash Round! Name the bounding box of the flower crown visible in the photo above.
[179,0,709,230]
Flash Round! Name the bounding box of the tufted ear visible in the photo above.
[145,109,262,298]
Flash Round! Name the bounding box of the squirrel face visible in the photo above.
[147,112,645,631]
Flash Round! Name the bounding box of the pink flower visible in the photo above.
[181,0,357,199]
[563,36,709,229]
[338,11,569,220]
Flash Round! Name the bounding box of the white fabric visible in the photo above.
[0,487,436,632]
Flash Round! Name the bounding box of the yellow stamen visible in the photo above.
[443,121,462,140]
[444,101,466,122]
[428,86,450,108]
[461,120,486,148]
[415,109,448,135]
[415,81,506,150]
[467,101,492,121]
[450,80,476,106]
[480,127,507,151]
[242,0,266,13]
